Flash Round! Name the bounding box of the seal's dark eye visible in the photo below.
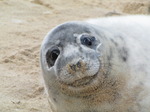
[46,48,60,67]
[80,35,95,46]
[51,49,60,61]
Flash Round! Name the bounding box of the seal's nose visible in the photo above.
[67,61,87,74]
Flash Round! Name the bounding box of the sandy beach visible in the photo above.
[0,0,150,112]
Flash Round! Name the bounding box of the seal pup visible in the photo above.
[40,15,150,112]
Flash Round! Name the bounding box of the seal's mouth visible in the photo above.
[64,72,98,87]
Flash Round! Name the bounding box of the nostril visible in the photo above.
[77,61,81,68]
[68,61,81,73]
[70,65,76,71]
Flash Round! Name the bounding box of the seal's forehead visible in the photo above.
[44,22,94,46]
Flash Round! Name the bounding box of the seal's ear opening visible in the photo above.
[46,48,60,68]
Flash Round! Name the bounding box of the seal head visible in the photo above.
[40,22,102,95]
[40,16,150,112]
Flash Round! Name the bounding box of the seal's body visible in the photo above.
[40,15,150,112]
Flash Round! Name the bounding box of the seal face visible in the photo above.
[40,16,150,112]
[42,22,102,89]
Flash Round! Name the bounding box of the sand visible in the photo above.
[0,0,150,112]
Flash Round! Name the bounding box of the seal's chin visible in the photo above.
[61,72,98,87]
[58,71,101,97]
[70,73,98,87]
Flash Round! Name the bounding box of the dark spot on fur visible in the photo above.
[79,46,83,53]
[53,98,57,103]
[110,38,118,46]
[105,48,113,77]
[122,56,127,62]
[119,47,128,62]
[107,48,113,61]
